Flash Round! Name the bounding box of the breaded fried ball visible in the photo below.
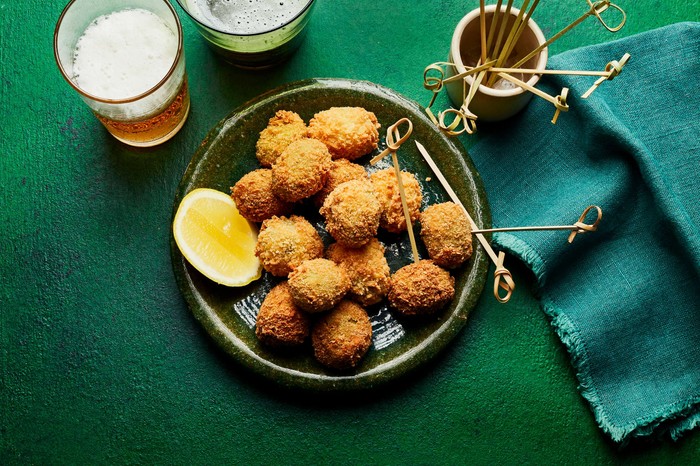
[420,202,473,269]
[255,215,324,277]
[255,282,310,347]
[320,179,381,248]
[307,107,380,160]
[370,168,422,234]
[230,169,293,223]
[388,260,455,316]
[255,110,308,167]
[272,138,332,203]
[311,300,372,370]
[313,159,369,207]
[288,258,351,313]
[326,238,390,306]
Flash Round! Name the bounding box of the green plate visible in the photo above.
[171,78,491,391]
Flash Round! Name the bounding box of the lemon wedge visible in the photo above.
[173,188,262,287]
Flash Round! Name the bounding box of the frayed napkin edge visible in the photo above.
[493,232,700,444]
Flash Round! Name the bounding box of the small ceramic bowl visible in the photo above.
[446,5,548,122]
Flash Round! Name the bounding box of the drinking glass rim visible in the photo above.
[174,0,315,37]
[53,0,185,104]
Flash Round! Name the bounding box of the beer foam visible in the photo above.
[72,9,178,100]
[192,0,308,34]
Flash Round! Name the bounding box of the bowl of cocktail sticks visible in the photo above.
[446,3,548,122]
[424,1,629,135]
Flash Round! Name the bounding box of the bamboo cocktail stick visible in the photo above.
[414,140,516,303]
[448,56,627,81]
[510,0,626,71]
[487,0,540,86]
[492,0,531,67]
[480,0,488,65]
[491,0,515,68]
[442,60,496,85]
[489,67,610,77]
[485,0,504,59]
[491,53,629,98]
[581,53,630,98]
[472,205,602,244]
[494,72,569,123]
[370,119,420,263]
[415,141,603,301]
[423,1,628,135]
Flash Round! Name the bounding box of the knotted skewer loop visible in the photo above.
[605,53,630,79]
[459,105,479,134]
[438,107,478,136]
[424,63,488,137]
[567,205,603,243]
[495,72,569,124]
[446,69,487,135]
[370,118,413,165]
[494,251,515,303]
[589,0,626,32]
[423,63,448,127]
[438,108,466,135]
[423,63,446,93]
[385,118,412,151]
[551,88,570,124]
[582,53,630,98]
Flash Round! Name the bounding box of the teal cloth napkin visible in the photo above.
[469,22,700,443]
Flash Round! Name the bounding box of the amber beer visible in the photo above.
[54,0,190,147]
[94,77,190,146]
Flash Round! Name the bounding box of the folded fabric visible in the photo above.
[469,22,700,443]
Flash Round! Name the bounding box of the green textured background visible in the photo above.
[1,0,698,463]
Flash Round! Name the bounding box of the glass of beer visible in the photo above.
[175,0,316,69]
[54,0,190,147]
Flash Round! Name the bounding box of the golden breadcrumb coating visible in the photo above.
[326,238,390,306]
[255,215,324,277]
[370,168,422,234]
[255,282,310,347]
[419,202,473,269]
[255,110,308,167]
[288,258,351,313]
[307,107,380,160]
[311,300,372,370]
[230,168,293,223]
[313,159,369,207]
[388,260,455,316]
[320,179,381,248]
[271,138,332,203]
